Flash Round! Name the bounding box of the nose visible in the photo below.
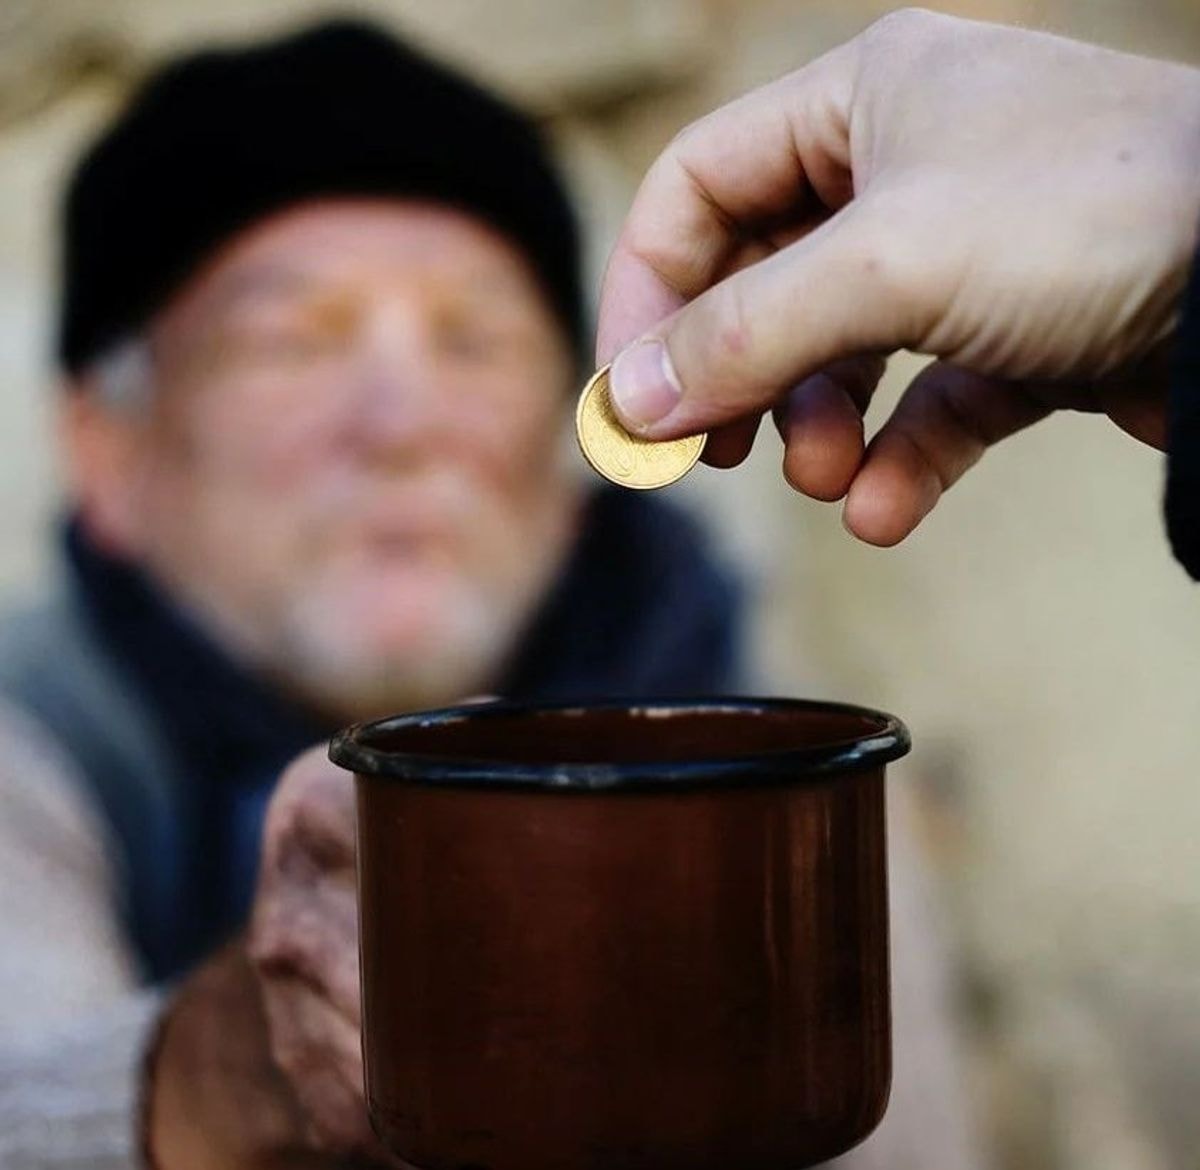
[342,296,446,456]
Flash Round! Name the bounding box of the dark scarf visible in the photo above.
[67,486,741,977]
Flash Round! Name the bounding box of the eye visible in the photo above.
[256,329,340,360]
[224,317,350,371]
[440,320,514,360]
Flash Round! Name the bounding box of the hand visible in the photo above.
[597,9,1200,545]
[146,747,381,1168]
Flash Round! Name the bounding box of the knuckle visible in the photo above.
[663,121,697,162]
[845,207,943,344]
[626,124,731,284]
[664,113,715,170]
[246,912,290,971]
[248,907,321,979]
[250,867,357,976]
[847,218,914,293]
[669,280,764,412]
[264,758,356,869]
[262,789,301,852]
[697,281,755,375]
[624,204,695,285]
[263,758,318,837]
[294,803,356,872]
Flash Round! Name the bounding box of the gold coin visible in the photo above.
[575,365,706,491]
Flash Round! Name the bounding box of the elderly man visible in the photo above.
[0,19,975,1170]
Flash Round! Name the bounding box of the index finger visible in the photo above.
[261,746,356,875]
[595,43,857,365]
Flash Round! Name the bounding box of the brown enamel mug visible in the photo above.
[329,698,910,1170]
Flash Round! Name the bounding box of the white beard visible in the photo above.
[267,565,537,720]
[153,456,580,725]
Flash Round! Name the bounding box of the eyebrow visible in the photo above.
[209,266,315,312]
[205,257,544,322]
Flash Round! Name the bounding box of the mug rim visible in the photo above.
[329,696,910,792]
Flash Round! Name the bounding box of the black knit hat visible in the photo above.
[58,19,585,374]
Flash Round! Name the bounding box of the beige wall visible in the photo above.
[3,1,1200,1166]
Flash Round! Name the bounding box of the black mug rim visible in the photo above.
[328,696,911,792]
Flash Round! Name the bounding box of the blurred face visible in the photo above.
[73,200,580,719]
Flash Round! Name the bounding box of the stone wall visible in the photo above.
[2,2,1199,1166]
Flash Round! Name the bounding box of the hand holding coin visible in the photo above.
[575,365,706,490]
[593,11,1200,544]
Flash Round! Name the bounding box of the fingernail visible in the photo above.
[609,339,682,432]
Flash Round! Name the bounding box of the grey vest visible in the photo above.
[0,589,189,981]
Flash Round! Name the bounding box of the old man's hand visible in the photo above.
[145,747,381,1167]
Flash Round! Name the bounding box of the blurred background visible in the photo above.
[2,1,1199,1167]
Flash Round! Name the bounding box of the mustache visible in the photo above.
[314,466,516,543]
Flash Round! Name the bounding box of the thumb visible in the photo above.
[607,201,932,439]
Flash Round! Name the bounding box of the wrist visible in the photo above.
[141,945,307,1170]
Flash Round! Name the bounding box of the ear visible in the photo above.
[58,379,150,559]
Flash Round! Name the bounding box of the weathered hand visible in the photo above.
[147,747,382,1168]
[598,9,1200,545]
[250,746,372,1155]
